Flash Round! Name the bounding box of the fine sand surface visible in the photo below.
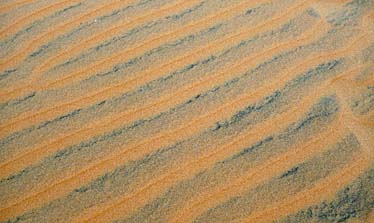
[0,0,373,222]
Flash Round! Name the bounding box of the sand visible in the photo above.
[0,0,373,222]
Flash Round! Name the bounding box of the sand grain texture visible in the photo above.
[0,0,373,222]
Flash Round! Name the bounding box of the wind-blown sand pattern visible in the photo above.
[0,0,373,222]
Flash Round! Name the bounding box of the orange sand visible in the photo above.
[0,0,373,222]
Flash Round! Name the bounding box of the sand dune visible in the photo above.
[0,0,373,222]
